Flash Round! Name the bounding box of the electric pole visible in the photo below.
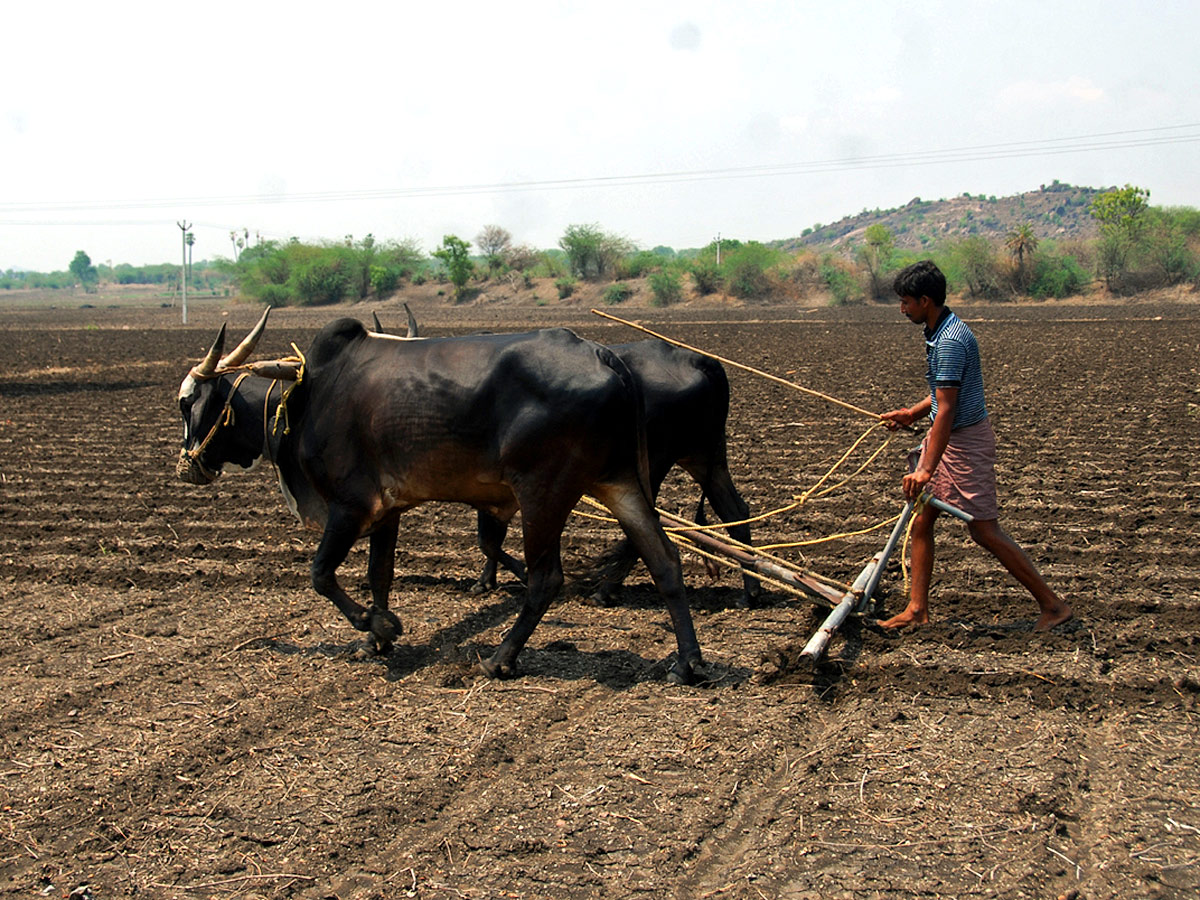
[178,220,191,324]
[715,232,721,266]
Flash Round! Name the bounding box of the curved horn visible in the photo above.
[192,324,227,378]
[372,311,384,333]
[404,302,420,338]
[218,307,271,370]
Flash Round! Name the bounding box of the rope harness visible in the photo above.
[181,372,251,478]
[182,346,306,475]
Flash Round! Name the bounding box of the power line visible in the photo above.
[1,124,1197,217]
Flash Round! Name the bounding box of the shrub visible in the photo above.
[787,251,824,298]
[1029,250,1090,299]
[690,260,723,295]
[723,242,780,300]
[819,253,864,305]
[555,277,576,299]
[615,250,663,279]
[292,257,349,306]
[943,237,1003,299]
[603,282,634,305]
[649,270,683,307]
[369,264,401,297]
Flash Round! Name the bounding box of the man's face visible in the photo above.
[899,294,933,325]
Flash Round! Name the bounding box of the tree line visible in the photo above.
[10,184,1198,306]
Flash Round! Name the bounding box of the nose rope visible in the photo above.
[182,372,252,470]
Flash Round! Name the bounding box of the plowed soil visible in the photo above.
[1,300,1198,900]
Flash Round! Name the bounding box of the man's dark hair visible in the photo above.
[893,260,946,305]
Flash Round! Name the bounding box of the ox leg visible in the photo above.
[685,463,760,608]
[471,511,527,595]
[311,508,394,654]
[585,540,639,607]
[366,515,403,652]
[599,485,702,685]
[479,502,571,679]
[587,465,669,607]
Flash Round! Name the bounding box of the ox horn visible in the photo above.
[218,307,271,370]
[192,324,228,379]
[404,302,420,338]
[372,311,384,333]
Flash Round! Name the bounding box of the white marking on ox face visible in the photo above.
[178,373,199,404]
[178,374,199,445]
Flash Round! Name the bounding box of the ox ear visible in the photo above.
[192,324,228,378]
[218,306,271,370]
[404,303,420,338]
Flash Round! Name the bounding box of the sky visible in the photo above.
[3,0,1199,273]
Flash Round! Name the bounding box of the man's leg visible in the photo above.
[967,518,1073,630]
[878,504,939,628]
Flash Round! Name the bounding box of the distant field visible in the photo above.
[0,284,228,309]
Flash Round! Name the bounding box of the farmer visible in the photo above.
[878,260,1073,632]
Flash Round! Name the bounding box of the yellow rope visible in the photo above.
[272,344,307,437]
[898,495,929,602]
[591,309,885,421]
[757,511,903,550]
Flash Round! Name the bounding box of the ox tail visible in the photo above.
[596,344,654,506]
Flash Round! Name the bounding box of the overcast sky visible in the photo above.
[3,0,1198,272]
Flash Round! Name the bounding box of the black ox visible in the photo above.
[176,310,703,683]
[473,341,759,607]
[375,312,759,608]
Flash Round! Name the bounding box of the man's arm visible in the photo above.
[903,386,958,500]
[880,395,932,430]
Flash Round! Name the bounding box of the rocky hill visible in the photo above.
[776,180,1106,253]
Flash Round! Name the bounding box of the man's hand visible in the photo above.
[902,468,931,501]
[880,407,916,431]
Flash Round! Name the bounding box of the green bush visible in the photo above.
[555,277,576,299]
[819,253,864,305]
[690,261,723,295]
[1029,250,1090,299]
[943,237,1003,299]
[603,282,634,305]
[615,250,663,279]
[292,257,349,306]
[649,270,683,307]
[369,264,402,297]
[723,242,780,300]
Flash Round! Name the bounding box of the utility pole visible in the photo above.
[178,220,191,324]
[186,231,195,290]
[715,232,721,266]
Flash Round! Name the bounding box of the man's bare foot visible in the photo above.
[1034,602,1073,632]
[876,609,930,629]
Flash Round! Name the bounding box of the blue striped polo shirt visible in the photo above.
[925,308,988,430]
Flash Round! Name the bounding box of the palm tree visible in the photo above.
[1005,224,1038,289]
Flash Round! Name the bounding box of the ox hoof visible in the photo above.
[369,607,402,654]
[583,589,615,608]
[479,654,519,680]
[666,656,704,686]
[468,579,495,596]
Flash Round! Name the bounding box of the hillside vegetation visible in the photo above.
[4,183,1198,309]
[778,180,1102,252]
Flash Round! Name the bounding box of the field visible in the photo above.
[1,300,1198,899]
